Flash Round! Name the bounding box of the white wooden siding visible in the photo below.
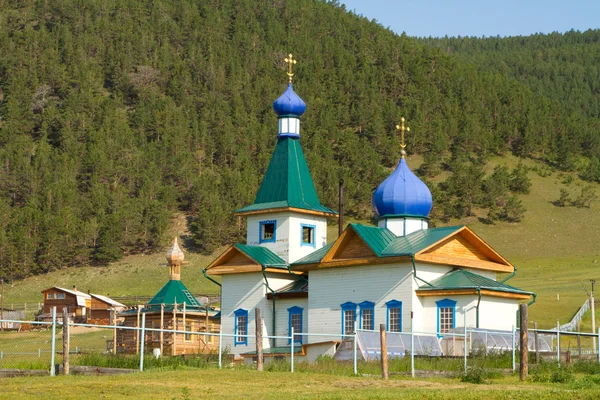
[307,263,413,344]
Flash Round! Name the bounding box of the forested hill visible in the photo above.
[421,30,600,169]
[0,0,598,280]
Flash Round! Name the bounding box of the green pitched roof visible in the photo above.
[234,244,287,269]
[351,223,397,256]
[419,269,533,295]
[293,242,334,265]
[381,225,464,256]
[235,137,336,215]
[147,280,201,307]
[274,279,308,294]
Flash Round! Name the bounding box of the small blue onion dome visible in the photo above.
[273,83,306,117]
[372,158,433,218]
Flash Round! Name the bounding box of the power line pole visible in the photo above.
[592,279,596,352]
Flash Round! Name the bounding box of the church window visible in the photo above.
[386,300,402,332]
[185,322,193,341]
[301,224,316,247]
[359,301,375,330]
[259,220,276,243]
[436,299,457,335]
[341,302,357,336]
[288,306,303,344]
[234,309,248,346]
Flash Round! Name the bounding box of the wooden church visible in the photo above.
[203,55,534,361]
[117,239,220,356]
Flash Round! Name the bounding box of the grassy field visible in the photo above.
[2,156,599,329]
[2,368,600,400]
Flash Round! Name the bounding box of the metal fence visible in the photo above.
[560,299,590,332]
[2,307,600,377]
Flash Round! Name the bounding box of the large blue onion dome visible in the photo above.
[372,158,433,218]
[273,83,306,117]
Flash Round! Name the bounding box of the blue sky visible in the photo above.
[340,0,600,38]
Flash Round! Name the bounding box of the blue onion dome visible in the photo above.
[273,83,306,117]
[372,158,433,218]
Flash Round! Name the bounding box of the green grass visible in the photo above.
[3,368,600,399]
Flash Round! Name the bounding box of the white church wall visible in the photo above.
[405,218,427,235]
[307,263,413,344]
[288,213,327,263]
[478,297,519,331]
[246,212,327,263]
[221,272,296,358]
[410,262,452,330]
[418,296,478,334]
[273,297,309,346]
[246,212,291,262]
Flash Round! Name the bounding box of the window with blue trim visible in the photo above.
[300,224,316,247]
[436,299,457,335]
[234,309,248,346]
[288,306,303,344]
[259,220,276,243]
[341,302,357,336]
[386,300,402,332]
[359,301,375,330]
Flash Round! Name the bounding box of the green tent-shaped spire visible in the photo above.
[235,137,336,215]
[147,280,201,308]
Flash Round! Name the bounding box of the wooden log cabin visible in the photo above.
[40,286,125,323]
[116,238,220,356]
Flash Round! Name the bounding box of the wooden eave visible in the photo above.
[416,288,531,300]
[266,291,308,300]
[234,206,337,218]
[293,256,411,272]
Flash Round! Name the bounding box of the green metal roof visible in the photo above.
[235,137,336,215]
[293,242,333,265]
[234,244,287,269]
[147,280,201,307]
[381,225,464,257]
[275,279,308,294]
[292,225,463,266]
[350,223,397,256]
[419,269,533,295]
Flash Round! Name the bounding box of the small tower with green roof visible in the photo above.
[234,54,336,263]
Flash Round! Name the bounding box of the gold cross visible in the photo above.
[396,117,410,150]
[284,54,297,83]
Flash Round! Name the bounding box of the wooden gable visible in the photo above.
[205,246,262,275]
[322,228,375,263]
[415,227,513,273]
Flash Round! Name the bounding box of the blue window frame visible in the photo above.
[288,306,303,344]
[386,300,402,332]
[259,220,276,243]
[300,224,316,247]
[234,309,248,346]
[436,299,457,336]
[341,302,357,336]
[359,301,375,330]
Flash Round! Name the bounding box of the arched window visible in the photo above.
[436,299,457,335]
[386,300,402,332]
[359,301,375,330]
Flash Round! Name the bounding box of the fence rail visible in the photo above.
[2,308,600,378]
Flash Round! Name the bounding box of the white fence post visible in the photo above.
[218,325,222,369]
[512,325,516,372]
[557,320,561,368]
[139,313,146,372]
[290,327,294,373]
[463,310,467,374]
[410,316,415,378]
[50,307,56,376]
[353,321,358,375]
